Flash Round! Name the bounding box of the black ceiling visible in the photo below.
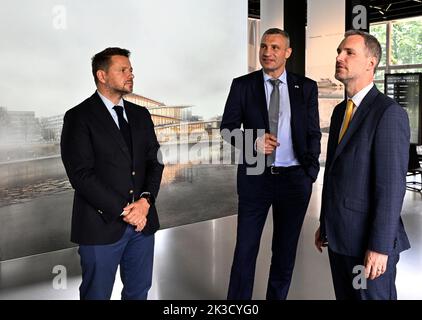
[369,0,422,22]
[248,0,422,22]
[248,0,260,19]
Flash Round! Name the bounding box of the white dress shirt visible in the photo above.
[97,90,128,128]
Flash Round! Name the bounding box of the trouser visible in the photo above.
[78,224,154,300]
[328,247,399,300]
[228,165,313,300]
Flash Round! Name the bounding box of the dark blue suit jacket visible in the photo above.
[320,85,411,257]
[61,92,164,245]
[220,70,321,196]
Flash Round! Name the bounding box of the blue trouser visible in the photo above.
[328,248,399,300]
[228,166,313,300]
[78,225,154,300]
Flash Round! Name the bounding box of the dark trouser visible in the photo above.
[227,166,313,300]
[78,224,154,300]
[328,248,399,300]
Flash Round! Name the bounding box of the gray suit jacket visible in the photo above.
[320,85,411,257]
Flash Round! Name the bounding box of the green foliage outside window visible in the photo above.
[370,18,422,66]
[391,19,422,65]
[370,24,387,66]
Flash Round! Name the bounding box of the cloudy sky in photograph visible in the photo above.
[0,0,247,119]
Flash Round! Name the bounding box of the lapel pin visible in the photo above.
[294,85,299,88]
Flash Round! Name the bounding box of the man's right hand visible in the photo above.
[256,133,280,154]
[315,226,328,252]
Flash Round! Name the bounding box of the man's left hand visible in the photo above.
[364,250,388,280]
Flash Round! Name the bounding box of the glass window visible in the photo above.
[371,17,422,95]
[391,17,422,65]
[375,69,385,81]
[370,23,387,66]
[376,82,385,93]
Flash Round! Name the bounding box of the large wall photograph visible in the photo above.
[0,0,247,261]
[306,0,345,165]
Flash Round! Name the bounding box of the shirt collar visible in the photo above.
[348,82,374,107]
[97,90,124,113]
[262,69,287,84]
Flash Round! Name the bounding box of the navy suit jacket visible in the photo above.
[220,70,321,196]
[61,92,164,245]
[320,85,411,257]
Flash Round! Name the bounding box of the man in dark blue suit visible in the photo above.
[315,30,410,300]
[221,28,321,300]
[61,47,164,299]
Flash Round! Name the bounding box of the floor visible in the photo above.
[0,168,421,300]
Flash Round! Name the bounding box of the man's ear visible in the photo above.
[367,56,377,73]
[285,47,292,59]
[96,69,106,84]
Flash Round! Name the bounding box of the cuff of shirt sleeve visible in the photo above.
[140,192,155,205]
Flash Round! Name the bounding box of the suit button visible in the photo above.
[132,171,136,176]
[129,190,134,194]
[98,210,103,214]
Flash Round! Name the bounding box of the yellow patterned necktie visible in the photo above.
[338,99,355,143]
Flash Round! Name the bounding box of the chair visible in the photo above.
[407,144,422,192]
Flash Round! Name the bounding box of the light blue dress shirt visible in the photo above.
[263,70,300,167]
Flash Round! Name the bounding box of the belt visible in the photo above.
[267,165,301,175]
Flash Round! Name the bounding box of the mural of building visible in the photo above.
[39,114,63,142]
[0,107,41,145]
[125,93,220,143]
[0,93,221,153]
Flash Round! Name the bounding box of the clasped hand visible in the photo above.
[122,198,150,232]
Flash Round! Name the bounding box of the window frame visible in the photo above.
[371,17,422,90]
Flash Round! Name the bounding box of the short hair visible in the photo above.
[91,47,131,84]
[344,29,382,72]
[262,28,290,48]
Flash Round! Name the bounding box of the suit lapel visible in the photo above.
[125,103,145,164]
[89,92,132,162]
[286,73,303,133]
[252,70,270,130]
[326,101,345,172]
[329,86,380,169]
